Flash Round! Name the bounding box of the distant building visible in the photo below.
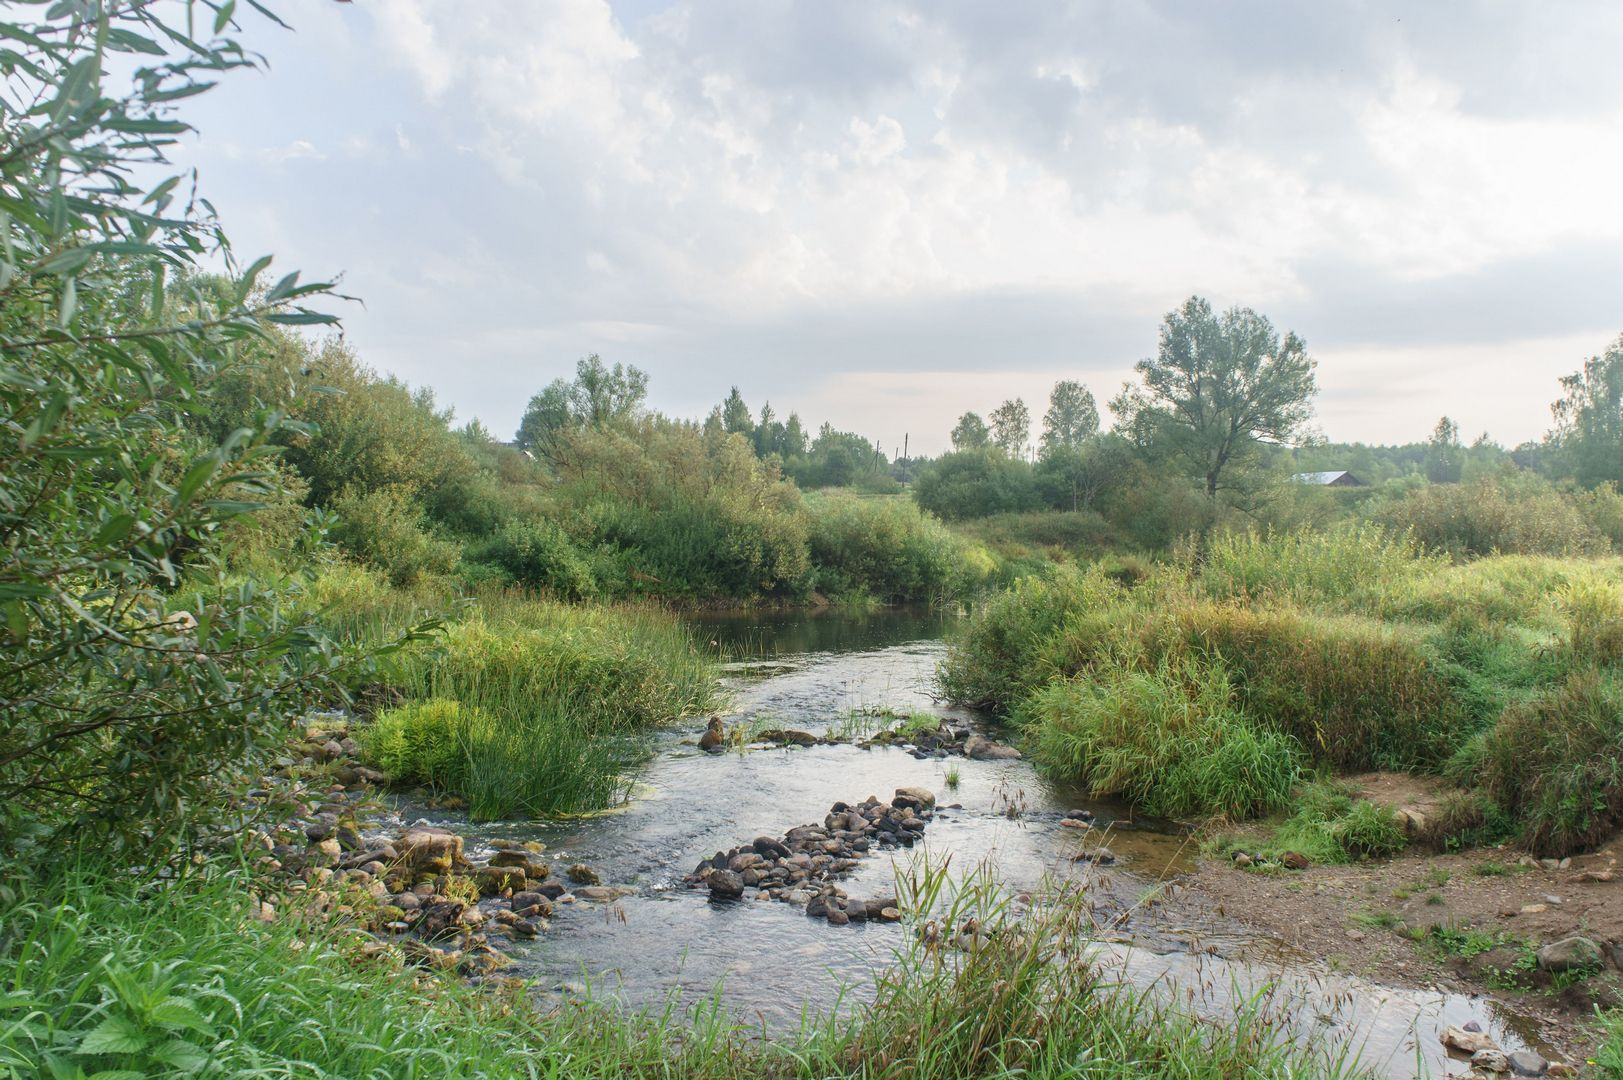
[1290,470,1365,487]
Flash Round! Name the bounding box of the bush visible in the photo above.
[1023,659,1301,819]
[912,450,1041,521]
[361,699,469,789]
[1482,673,1623,856]
[1372,478,1611,559]
[330,485,461,585]
[472,519,597,599]
[805,495,975,603]
[939,566,1123,711]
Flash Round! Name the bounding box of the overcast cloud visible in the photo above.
[176,0,1623,455]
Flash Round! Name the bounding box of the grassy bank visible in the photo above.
[0,859,1369,1079]
[942,527,1623,855]
[283,564,722,819]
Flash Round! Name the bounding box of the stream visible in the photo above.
[393,609,1555,1078]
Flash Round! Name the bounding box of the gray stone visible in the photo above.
[962,734,1022,761]
[1536,936,1602,973]
[1470,1048,1510,1073]
[1507,1049,1548,1076]
[893,786,936,811]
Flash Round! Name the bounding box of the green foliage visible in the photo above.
[1039,380,1100,458]
[1371,476,1612,559]
[0,1,408,857]
[805,495,981,603]
[360,699,469,789]
[516,353,649,459]
[330,484,461,586]
[373,598,721,818]
[1260,784,1407,864]
[1112,296,1317,498]
[473,518,598,599]
[1482,672,1623,857]
[1022,660,1301,819]
[939,566,1124,711]
[1190,525,1435,612]
[912,449,1042,521]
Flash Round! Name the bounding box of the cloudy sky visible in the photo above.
[177,0,1623,455]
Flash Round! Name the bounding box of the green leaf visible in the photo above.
[148,1038,209,1070]
[147,997,213,1037]
[75,1015,147,1056]
[175,457,220,506]
[214,1,238,35]
[94,514,136,545]
[58,277,77,328]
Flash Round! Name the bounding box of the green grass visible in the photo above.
[1226,783,1407,866]
[1022,658,1301,820]
[943,526,1623,854]
[355,591,721,819]
[0,859,1373,1080]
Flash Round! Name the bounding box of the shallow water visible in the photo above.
[392,608,1555,1078]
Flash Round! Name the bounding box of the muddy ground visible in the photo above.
[1186,774,1622,1066]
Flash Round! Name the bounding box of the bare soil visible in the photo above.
[1184,774,1623,1066]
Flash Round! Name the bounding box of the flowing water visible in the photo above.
[392,609,1556,1078]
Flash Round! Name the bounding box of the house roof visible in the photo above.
[1291,470,1356,485]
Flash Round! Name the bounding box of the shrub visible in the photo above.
[1022,660,1300,819]
[805,495,972,603]
[1482,673,1623,856]
[1558,576,1623,666]
[912,450,1042,521]
[330,485,461,585]
[1371,478,1611,559]
[939,566,1123,711]
[472,519,597,599]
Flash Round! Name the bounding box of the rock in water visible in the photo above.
[962,734,1022,761]
[1440,1025,1499,1055]
[707,870,744,899]
[1471,1049,1510,1073]
[893,786,936,811]
[698,717,725,753]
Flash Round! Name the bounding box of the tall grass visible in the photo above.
[804,493,988,603]
[1022,658,1301,819]
[348,588,720,819]
[0,859,1369,1080]
[1481,672,1623,857]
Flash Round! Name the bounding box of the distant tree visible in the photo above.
[1036,435,1132,512]
[517,355,648,459]
[1112,296,1316,498]
[754,402,783,456]
[783,412,809,459]
[951,412,991,451]
[989,399,1031,457]
[722,386,755,437]
[1547,335,1623,489]
[790,424,887,488]
[1425,416,1463,483]
[1039,381,1099,459]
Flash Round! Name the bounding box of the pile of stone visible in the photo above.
[860,722,1023,761]
[241,718,630,978]
[684,786,943,925]
[1439,1021,1576,1076]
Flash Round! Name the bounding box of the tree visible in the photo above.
[721,386,754,437]
[0,1,408,856]
[951,412,990,451]
[516,354,648,459]
[783,412,809,459]
[1036,435,1132,512]
[1112,296,1317,498]
[989,399,1031,457]
[1425,416,1463,483]
[1039,381,1100,459]
[1547,336,1623,489]
[912,450,1041,521]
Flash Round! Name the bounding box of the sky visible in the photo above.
[173,0,1623,457]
